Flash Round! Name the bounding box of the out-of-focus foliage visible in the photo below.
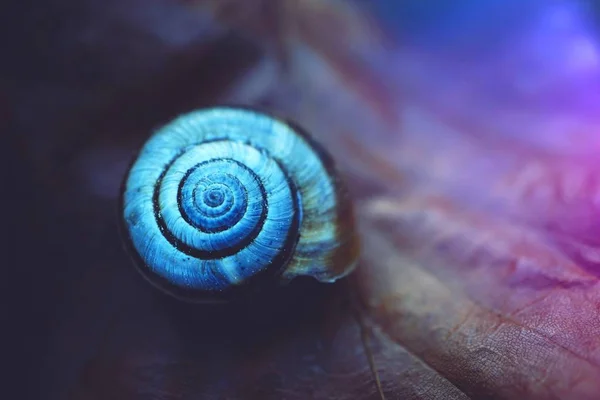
[8,0,600,399]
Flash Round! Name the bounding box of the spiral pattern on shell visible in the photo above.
[120,107,359,301]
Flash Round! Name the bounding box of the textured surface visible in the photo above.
[121,107,358,299]
[8,0,600,399]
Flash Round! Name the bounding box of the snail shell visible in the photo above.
[120,106,359,301]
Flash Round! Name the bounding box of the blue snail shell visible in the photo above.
[120,107,359,301]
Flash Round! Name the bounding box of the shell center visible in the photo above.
[203,186,226,208]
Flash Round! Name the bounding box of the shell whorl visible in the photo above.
[120,107,359,301]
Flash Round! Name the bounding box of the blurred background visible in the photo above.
[6,1,600,399]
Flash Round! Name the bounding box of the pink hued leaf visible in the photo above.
[28,0,600,399]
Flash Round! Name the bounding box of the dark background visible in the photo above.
[4,1,266,398]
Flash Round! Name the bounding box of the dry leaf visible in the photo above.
[8,1,600,399]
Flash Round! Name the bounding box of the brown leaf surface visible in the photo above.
[9,0,600,399]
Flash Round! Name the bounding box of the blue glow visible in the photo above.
[122,107,344,294]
